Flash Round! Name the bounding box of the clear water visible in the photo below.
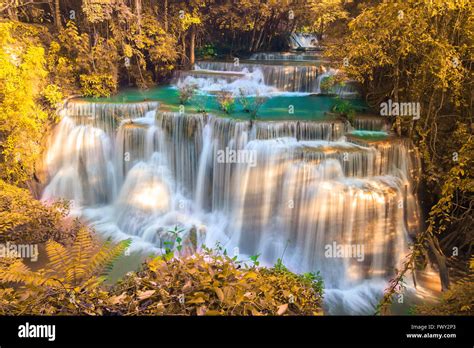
[86,86,368,121]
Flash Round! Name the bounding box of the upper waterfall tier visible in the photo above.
[188,61,324,93]
[249,52,324,62]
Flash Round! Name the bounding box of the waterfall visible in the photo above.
[43,117,117,207]
[42,101,422,314]
[289,33,320,50]
[353,117,388,131]
[189,61,323,93]
[249,52,323,62]
[185,61,356,97]
[176,66,278,96]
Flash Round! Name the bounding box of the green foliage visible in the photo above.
[302,271,324,296]
[320,76,336,94]
[332,98,356,125]
[161,225,185,260]
[249,253,260,267]
[196,44,218,59]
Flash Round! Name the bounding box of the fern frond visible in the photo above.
[45,240,70,274]
[87,239,131,279]
[0,260,58,287]
[81,276,106,291]
[67,227,94,285]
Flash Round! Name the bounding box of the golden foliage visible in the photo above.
[0,245,323,316]
[0,179,72,244]
[0,22,51,184]
[107,251,323,316]
[0,228,130,289]
[0,229,130,315]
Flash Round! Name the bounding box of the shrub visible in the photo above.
[238,88,267,120]
[80,73,116,98]
[178,84,197,104]
[42,84,64,107]
[106,250,324,316]
[0,180,76,244]
[196,44,218,60]
[320,75,336,94]
[217,92,235,114]
[0,241,324,316]
[0,228,130,315]
[332,98,356,125]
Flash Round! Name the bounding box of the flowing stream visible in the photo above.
[42,55,426,314]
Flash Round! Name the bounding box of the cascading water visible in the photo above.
[180,62,358,98]
[289,33,320,50]
[183,61,324,93]
[43,98,422,314]
[249,52,323,62]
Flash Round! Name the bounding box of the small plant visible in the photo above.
[161,225,185,260]
[178,84,197,104]
[216,92,235,114]
[302,271,325,295]
[274,239,290,272]
[238,88,267,120]
[249,253,260,266]
[320,75,336,94]
[0,228,131,288]
[196,44,218,59]
[332,97,356,125]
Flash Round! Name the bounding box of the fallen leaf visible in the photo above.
[137,290,156,301]
[196,306,207,316]
[109,293,127,305]
[183,280,192,291]
[277,303,288,316]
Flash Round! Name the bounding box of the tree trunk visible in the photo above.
[181,34,187,67]
[54,0,61,30]
[189,24,196,67]
[135,0,142,28]
[164,0,169,32]
[427,234,450,291]
[250,14,260,52]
